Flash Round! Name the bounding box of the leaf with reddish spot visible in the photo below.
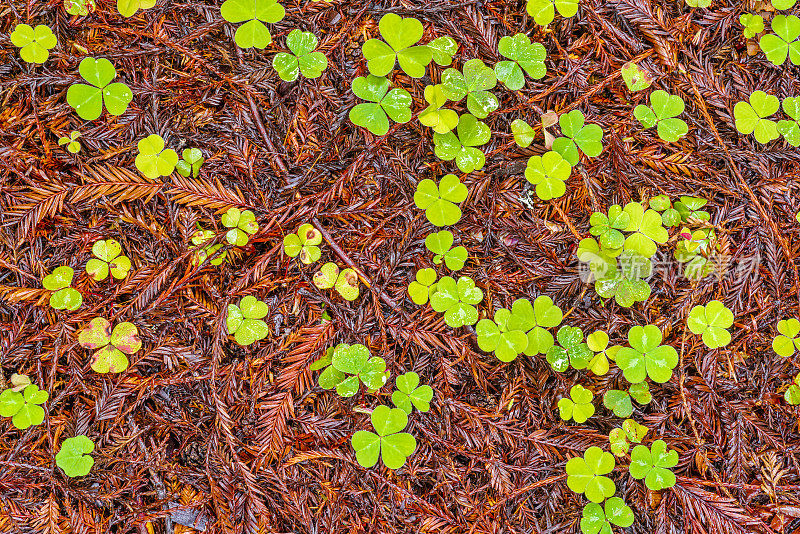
[110,322,141,354]
[78,317,112,349]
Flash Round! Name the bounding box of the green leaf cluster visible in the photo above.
[740,13,765,39]
[552,110,604,165]
[362,13,431,78]
[191,229,226,266]
[176,148,204,177]
[687,300,734,349]
[10,24,57,64]
[580,497,634,534]
[634,90,688,142]
[433,114,491,174]
[525,151,571,201]
[784,373,800,405]
[425,231,468,271]
[441,59,498,119]
[313,263,360,301]
[58,131,81,154]
[221,0,285,49]
[609,419,648,456]
[391,372,434,414]
[78,317,141,373]
[42,266,83,311]
[620,61,652,92]
[429,276,484,328]
[284,223,323,264]
[526,0,579,26]
[759,15,800,66]
[408,268,437,305]
[558,384,595,423]
[629,439,679,490]
[476,296,563,361]
[566,446,616,503]
[414,174,468,227]
[778,97,800,147]
[351,405,416,469]
[117,0,155,18]
[317,343,388,397]
[86,239,131,281]
[0,384,48,430]
[221,207,258,246]
[66,57,133,120]
[616,324,678,384]
[273,29,328,81]
[349,75,412,136]
[603,383,651,418]
[226,295,269,346]
[495,34,547,90]
[135,134,177,179]
[56,435,95,477]
[773,318,800,357]
[734,90,780,144]
[546,325,592,372]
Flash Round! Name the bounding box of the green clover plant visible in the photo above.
[609,419,648,456]
[408,268,437,305]
[586,330,621,375]
[42,266,82,310]
[425,231,468,271]
[284,224,322,264]
[10,24,57,64]
[580,498,634,534]
[622,202,668,258]
[427,35,457,66]
[226,296,269,346]
[759,15,800,66]
[349,75,412,136]
[506,296,564,355]
[603,383,650,418]
[649,194,671,212]
[558,384,595,423]
[78,317,141,373]
[419,85,458,134]
[175,148,204,177]
[673,196,710,222]
[774,0,797,8]
[589,205,630,250]
[221,207,258,246]
[734,90,780,144]
[511,119,535,147]
[552,110,603,165]
[526,0,579,26]
[594,252,652,307]
[362,13,431,78]
[441,59,498,119]
[56,435,95,477]
[616,324,678,384]
[576,238,620,283]
[430,276,484,328]
[117,0,155,17]
[273,29,328,81]
[414,174,468,226]
[351,405,416,469]
[66,58,133,121]
[495,34,547,90]
[634,90,688,142]
[65,0,96,16]
[476,307,529,362]
[86,239,131,281]
[313,262,338,290]
[778,97,800,146]
[621,61,652,92]
[191,230,226,266]
[0,384,48,430]
[773,318,800,357]
[392,372,434,413]
[221,0,285,49]
[629,439,679,490]
[687,300,734,349]
[740,13,765,39]
[685,0,711,6]
[547,326,592,372]
[58,131,81,154]
[525,151,571,201]
[433,113,491,174]
[134,134,177,179]
[317,343,388,397]
[784,373,800,404]
[566,446,616,503]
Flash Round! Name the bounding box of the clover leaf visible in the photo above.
[759,15,800,66]
[362,13,431,78]
[586,330,621,376]
[740,13,765,39]
[430,276,483,328]
[117,0,155,17]
[622,202,668,258]
[774,0,797,8]
[734,90,780,144]
[0,384,48,430]
[649,194,671,212]
[525,150,571,201]
[334,268,360,301]
[778,97,800,147]
[685,0,711,6]
[576,238,619,283]
[633,90,688,142]
[175,148,204,177]
[427,35,457,66]
[220,207,258,246]
[284,224,323,264]
[616,324,678,384]
[318,343,388,397]
[609,418,648,456]
[221,0,285,49]
[476,307,529,362]
[687,300,734,349]
[273,29,328,81]
[10,24,57,64]
[408,268,437,305]
[418,85,458,134]
[773,319,800,357]
[526,0,579,26]
[313,262,339,290]
[66,57,133,120]
[226,296,269,346]
[433,114,491,174]
[134,134,177,179]
[495,33,547,90]
[511,119,535,147]
[86,239,131,281]
[191,229,226,266]
[546,325,593,372]
[56,435,95,477]
[42,266,83,311]
[352,405,416,469]
[414,174,468,227]
[425,230,468,271]
[629,439,678,490]
[589,205,630,250]
[349,75,412,136]
[505,296,563,355]
[603,384,649,418]
[78,317,141,373]
[594,252,652,307]
[392,372,434,413]
[441,59,498,119]
[784,373,800,405]
[58,131,81,154]
[580,497,634,534]
[621,61,653,92]
[673,196,710,222]
[558,384,595,423]
[566,446,617,503]
[552,110,603,165]
[65,0,96,16]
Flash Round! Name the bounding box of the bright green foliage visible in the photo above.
[221,207,258,246]
[734,90,780,144]
[524,151,571,201]
[774,0,797,8]
[740,13,765,39]
[284,224,323,264]
[175,148,204,177]
[773,319,800,357]
[226,296,269,346]
[362,13,431,78]
[117,0,155,17]
[392,372,434,413]
[505,296,563,356]
[86,239,131,281]
[687,300,734,349]
[349,75,412,136]
[419,85,458,134]
[629,439,679,490]
[65,0,96,16]
[558,384,595,423]
[476,307,529,362]
[778,97,800,146]
[661,208,681,227]
[580,497,634,534]
[586,330,620,375]
[414,174,468,227]
[759,15,800,66]
[630,382,652,404]
[56,435,95,477]
[784,373,800,404]
[526,0,579,26]
[429,276,484,328]
[78,317,140,373]
[546,326,592,372]
[495,33,547,90]
[649,194,671,212]
[351,405,416,469]
[594,252,652,307]
[135,134,177,178]
[10,24,57,64]
[0,384,48,430]
[221,0,284,49]
[603,384,649,418]
[441,59,498,119]
[589,205,630,249]
[616,324,678,384]
[66,57,133,120]
[425,231,468,271]
[566,447,617,503]
[621,61,652,92]
[552,110,603,165]
[42,266,82,311]
[622,202,668,258]
[273,29,328,81]
[674,196,710,222]
[511,119,535,147]
[427,35,457,66]
[634,90,688,142]
[408,268,437,305]
[576,238,620,282]
[609,418,648,456]
[318,343,388,397]
[674,228,716,280]
[191,229,226,266]
[58,131,81,154]
[313,262,339,290]
[433,114,491,173]
[334,268,360,301]
[685,0,711,6]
